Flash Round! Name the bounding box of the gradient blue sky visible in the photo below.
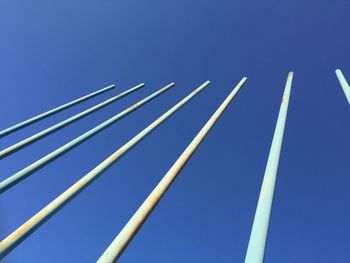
[1,1,349,262]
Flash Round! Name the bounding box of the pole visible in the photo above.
[0,83,144,158]
[0,84,115,137]
[335,69,350,105]
[244,72,293,263]
[0,81,210,260]
[0,83,174,193]
[97,77,247,263]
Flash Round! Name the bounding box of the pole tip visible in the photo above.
[166,82,175,88]
[288,71,294,77]
[335,69,342,74]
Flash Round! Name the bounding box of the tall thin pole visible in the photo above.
[0,81,210,260]
[97,77,247,263]
[244,72,293,263]
[0,84,115,137]
[0,83,144,158]
[0,83,173,193]
[335,69,350,105]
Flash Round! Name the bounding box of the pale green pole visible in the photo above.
[335,69,350,105]
[0,84,115,137]
[97,77,247,263]
[245,72,293,263]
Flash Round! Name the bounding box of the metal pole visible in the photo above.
[335,69,350,105]
[0,83,174,193]
[0,81,210,259]
[244,72,293,263]
[0,84,115,137]
[0,83,144,159]
[97,77,247,263]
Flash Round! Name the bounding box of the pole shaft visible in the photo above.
[0,81,210,259]
[0,84,144,158]
[0,84,115,137]
[0,83,174,193]
[335,69,350,105]
[244,72,293,263]
[97,77,247,263]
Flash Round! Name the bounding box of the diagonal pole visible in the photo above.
[244,72,293,263]
[97,77,247,263]
[0,81,210,260]
[0,84,115,137]
[335,69,350,105]
[0,83,144,158]
[0,83,173,193]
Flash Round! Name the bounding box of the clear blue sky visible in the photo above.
[1,0,349,262]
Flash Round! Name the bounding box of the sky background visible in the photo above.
[1,0,349,262]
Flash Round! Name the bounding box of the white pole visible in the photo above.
[335,69,350,105]
[245,72,293,263]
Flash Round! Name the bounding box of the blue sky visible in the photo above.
[1,0,349,262]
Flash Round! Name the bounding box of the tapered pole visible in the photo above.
[0,83,174,193]
[335,69,350,105]
[0,84,115,137]
[0,81,210,260]
[244,72,293,263]
[97,77,247,263]
[0,84,144,159]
